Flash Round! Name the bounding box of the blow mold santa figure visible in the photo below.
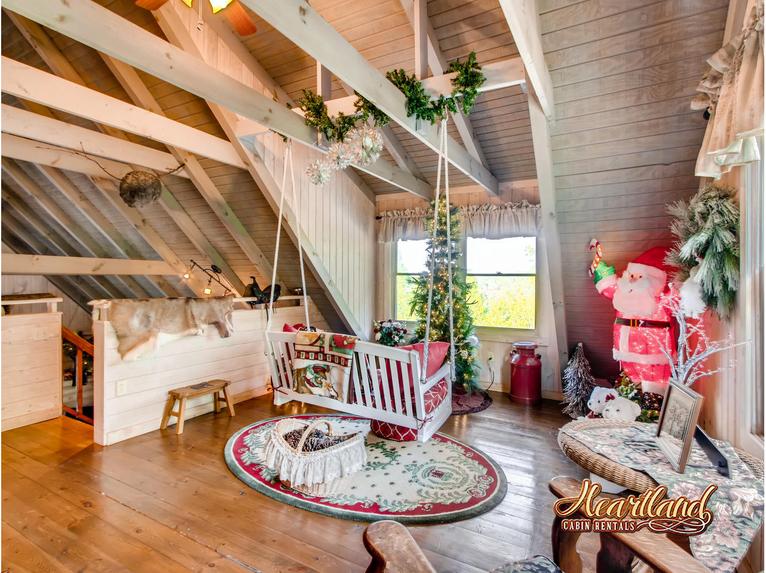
[589,241,677,395]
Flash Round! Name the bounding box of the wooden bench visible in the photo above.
[160,379,235,435]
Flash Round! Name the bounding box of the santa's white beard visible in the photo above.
[613,274,661,317]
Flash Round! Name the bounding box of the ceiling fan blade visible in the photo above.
[135,0,171,9]
[223,2,257,36]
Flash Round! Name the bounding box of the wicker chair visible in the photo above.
[553,419,764,573]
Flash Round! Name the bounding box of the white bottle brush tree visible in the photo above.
[562,342,596,418]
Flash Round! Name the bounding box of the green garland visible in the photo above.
[297,52,485,143]
[386,52,485,122]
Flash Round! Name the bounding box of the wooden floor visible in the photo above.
[2,392,588,573]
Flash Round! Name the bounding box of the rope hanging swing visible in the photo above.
[266,141,311,336]
[265,125,457,387]
[422,116,457,384]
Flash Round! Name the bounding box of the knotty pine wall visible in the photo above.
[2,311,62,431]
[93,302,327,446]
[539,0,727,378]
[167,1,377,340]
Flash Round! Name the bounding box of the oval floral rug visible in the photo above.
[224,414,507,524]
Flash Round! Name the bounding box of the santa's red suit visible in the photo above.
[591,247,676,395]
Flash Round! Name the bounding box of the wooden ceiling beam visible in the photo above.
[154,0,367,335]
[1,29,242,295]
[2,159,142,298]
[2,104,191,178]
[2,1,431,198]
[304,58,525,120]
[2,58,245,170]
[1,193,115,299]
[237,0,498,193]
[398,0,493,170]
[2,221,102,305]
[498,0,555,119]
[3,254,178,276]
[1,133,203,296]
[101,55,278,287]
[35,164,176,297]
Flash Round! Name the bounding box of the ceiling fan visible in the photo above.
[136,0,257,36]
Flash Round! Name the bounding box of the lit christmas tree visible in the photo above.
[409,196,479,392]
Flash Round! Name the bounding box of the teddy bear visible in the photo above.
[586,387,619,417]
[602,396,642,422]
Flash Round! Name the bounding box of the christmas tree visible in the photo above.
[666,183,740,319]
[409,196,479,392]
[561,342,595,418]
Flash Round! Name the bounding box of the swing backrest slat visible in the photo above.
[377,355,393,412]
[387,358,404,414]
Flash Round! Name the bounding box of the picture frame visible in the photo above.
[655,381,704,473]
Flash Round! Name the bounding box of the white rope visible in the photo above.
[287,144,311,327]
[421,117,456,383]
[266,142,310,337]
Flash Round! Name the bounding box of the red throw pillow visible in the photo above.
[398,342,450,378]
[282,323,308,332]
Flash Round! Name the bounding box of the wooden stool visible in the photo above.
[160,379,235,435]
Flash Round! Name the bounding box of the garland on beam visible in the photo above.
[297,52,485,185]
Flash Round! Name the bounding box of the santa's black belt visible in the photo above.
[615,318,671,328]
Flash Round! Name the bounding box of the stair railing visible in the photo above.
[62,326,94,424]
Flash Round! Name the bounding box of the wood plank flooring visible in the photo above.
[2,392,588,572]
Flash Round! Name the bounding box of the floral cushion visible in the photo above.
[370,378,449,441]
[490,556,561,573]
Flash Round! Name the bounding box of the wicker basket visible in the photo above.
[264,419,367,496]
[559,419,764,492]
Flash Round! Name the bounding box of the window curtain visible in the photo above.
[377,201,541,243]
[692,0,764,178]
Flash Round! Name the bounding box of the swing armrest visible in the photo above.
[422,361,450,392]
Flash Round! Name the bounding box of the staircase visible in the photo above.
[62,326,94,425]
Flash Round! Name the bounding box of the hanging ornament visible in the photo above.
[348,125,384,167]
[306,160,332,185]
[326,140,356,170]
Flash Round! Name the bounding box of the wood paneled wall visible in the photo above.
[539,0,727,377]
[93,303,327,446]
[2,273,92,332]
[2,312,62,430]
[169,2,377,338]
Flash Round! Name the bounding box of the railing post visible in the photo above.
[76,348,84,417]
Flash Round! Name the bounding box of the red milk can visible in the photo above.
[510,341,542,405]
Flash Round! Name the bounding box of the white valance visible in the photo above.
[692,0,763,178]
[377,201,541,243]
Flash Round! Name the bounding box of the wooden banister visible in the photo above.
[62,325,94,424]
[62,325,94,355]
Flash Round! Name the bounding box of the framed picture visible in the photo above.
[655,381,704,473]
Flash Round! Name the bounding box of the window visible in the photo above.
[395,239,428,321]
[466,237,536,329]
[394,236,537,330]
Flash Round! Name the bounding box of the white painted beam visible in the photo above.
[1,104,191,178]
[238,0,499,194]
[304,58,525,119]
[414,0,428,80]
[2,58,247,170]
[528,93,567,370]
[3,254,178,276]
[1,1,431,198]
[499,0,555,119]
[398,0,492,170]
[102,54,278,286]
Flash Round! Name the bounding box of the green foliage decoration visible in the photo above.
[408,197,479,392]
[297,89,389,143]
[666,183,740,319]
[386,52,486,123]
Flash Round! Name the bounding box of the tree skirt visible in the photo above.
[224,414,507,524]
[452,387,493,415]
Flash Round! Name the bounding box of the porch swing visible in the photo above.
[265,120,456,442]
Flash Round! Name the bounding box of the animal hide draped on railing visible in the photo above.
[108,296,235,360]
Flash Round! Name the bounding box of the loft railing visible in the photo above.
[62,326,94,425]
